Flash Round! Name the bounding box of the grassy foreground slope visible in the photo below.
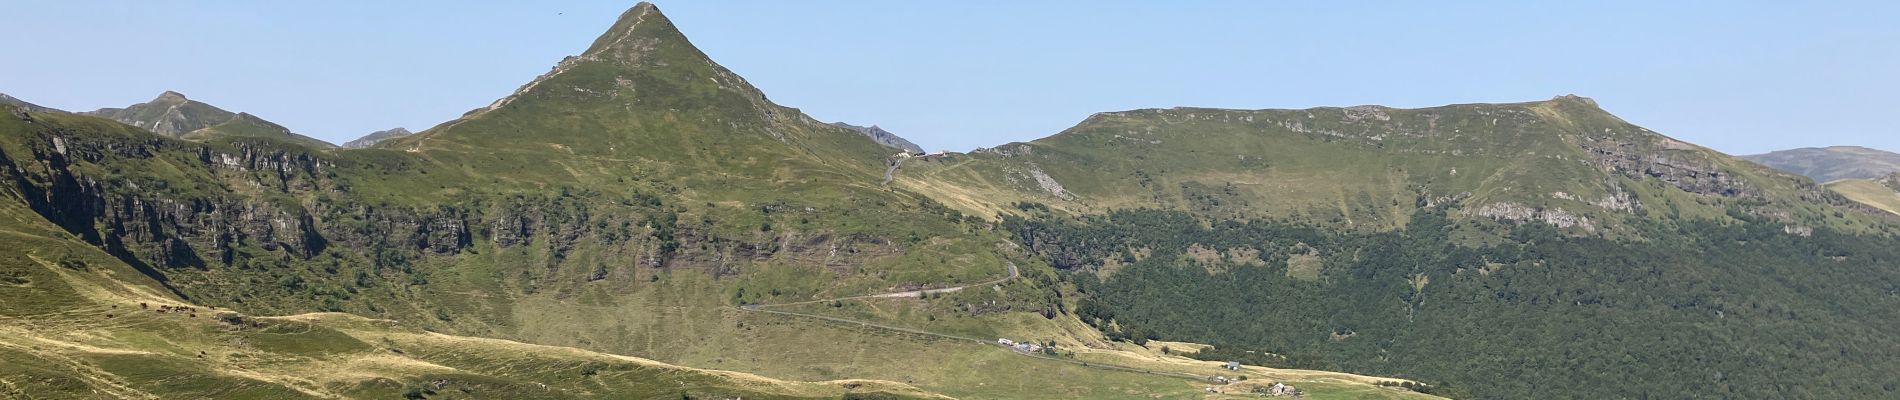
[0,196,942,399]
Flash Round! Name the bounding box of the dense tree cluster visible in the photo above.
[1008,208,1900,399]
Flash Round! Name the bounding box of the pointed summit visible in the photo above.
[418,1,823,148]
[581,2,676,59]
[397,1,895,183]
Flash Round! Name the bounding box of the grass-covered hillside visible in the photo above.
[0,184,943,399]
[6,1,1900,399]
[0,3,1447,399]
[1827,176,1900,215]
[897,96,1892,235]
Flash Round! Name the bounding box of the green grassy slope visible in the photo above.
[0,107,1433,398]
[0,4,1446,398]
[898,96,1890,235]
[0,188,942,399]
[182,112,337,149]
[1827,178,1900,215]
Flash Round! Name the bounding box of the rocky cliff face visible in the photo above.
[342,127,412,148]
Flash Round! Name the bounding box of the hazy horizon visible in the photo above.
[2,0,1895,155]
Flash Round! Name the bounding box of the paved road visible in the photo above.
[733,262,1213,383]
[759,262,1019,308]
[881,157,906,185]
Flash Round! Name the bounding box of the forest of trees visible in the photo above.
[1005,207,1900,399]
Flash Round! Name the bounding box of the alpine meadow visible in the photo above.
[2,2,1898,399]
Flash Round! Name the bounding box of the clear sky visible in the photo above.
[2,1,1895,155]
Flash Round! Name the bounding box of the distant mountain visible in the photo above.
[0,92,60,113]
[896,95,1868,233]
[831,122,925,154]
[1743,146,1900,182]
[343,127,412,148]
[82,91,333,148]
[83,91,237,137]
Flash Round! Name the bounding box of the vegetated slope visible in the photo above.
[885,95,1900,397]
[0,4,1206,398]
[82,91,335,148]
[0,104,1431,400]
[343,127,412,149]
[0,1,1006,352]
[898,96,1889,234]
[1005,207,1900,398]
[0,191,942,399]
[1745,145,1900,182]
[1826,174,1900,215]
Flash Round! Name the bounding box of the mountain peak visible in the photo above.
[156,91,189,102]
[581,2,677,59]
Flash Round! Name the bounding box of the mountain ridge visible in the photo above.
[895,94,1885,235]
[831,122,925,153]
[343,127,412,148]
[1744,145,1900,182]
[0,92,60,113]
[81,91,335,148]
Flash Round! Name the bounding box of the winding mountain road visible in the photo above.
[748,262,1019,309]
[733,262,1215,384]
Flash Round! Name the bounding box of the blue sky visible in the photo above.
[2,1,1895,155]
